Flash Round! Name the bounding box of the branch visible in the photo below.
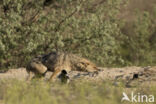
[54,8,78,32]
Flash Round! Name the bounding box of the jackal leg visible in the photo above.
[27,71,34,81]
[49,68,61,82]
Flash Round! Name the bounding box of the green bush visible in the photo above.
[120,10,156,66]
[0,0,156,69]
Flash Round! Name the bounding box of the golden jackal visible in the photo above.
[26,51,99,81]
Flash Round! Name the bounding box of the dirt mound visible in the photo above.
[0,68,28,80]
[0,66,155,86]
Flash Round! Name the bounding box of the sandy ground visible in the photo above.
[0,66,156,86]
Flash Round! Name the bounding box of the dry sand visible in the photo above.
[0,66,155,86]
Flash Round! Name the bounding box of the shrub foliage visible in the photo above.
[0,0,155,69]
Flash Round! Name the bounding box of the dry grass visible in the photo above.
[0,79,155,104]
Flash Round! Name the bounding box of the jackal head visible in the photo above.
[77,59,99,72]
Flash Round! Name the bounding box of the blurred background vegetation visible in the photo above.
[0,0,156,70]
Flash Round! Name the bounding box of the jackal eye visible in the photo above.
[80,62,85,65]
[86,62,89,65]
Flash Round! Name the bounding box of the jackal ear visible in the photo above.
[94,66,100,71]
